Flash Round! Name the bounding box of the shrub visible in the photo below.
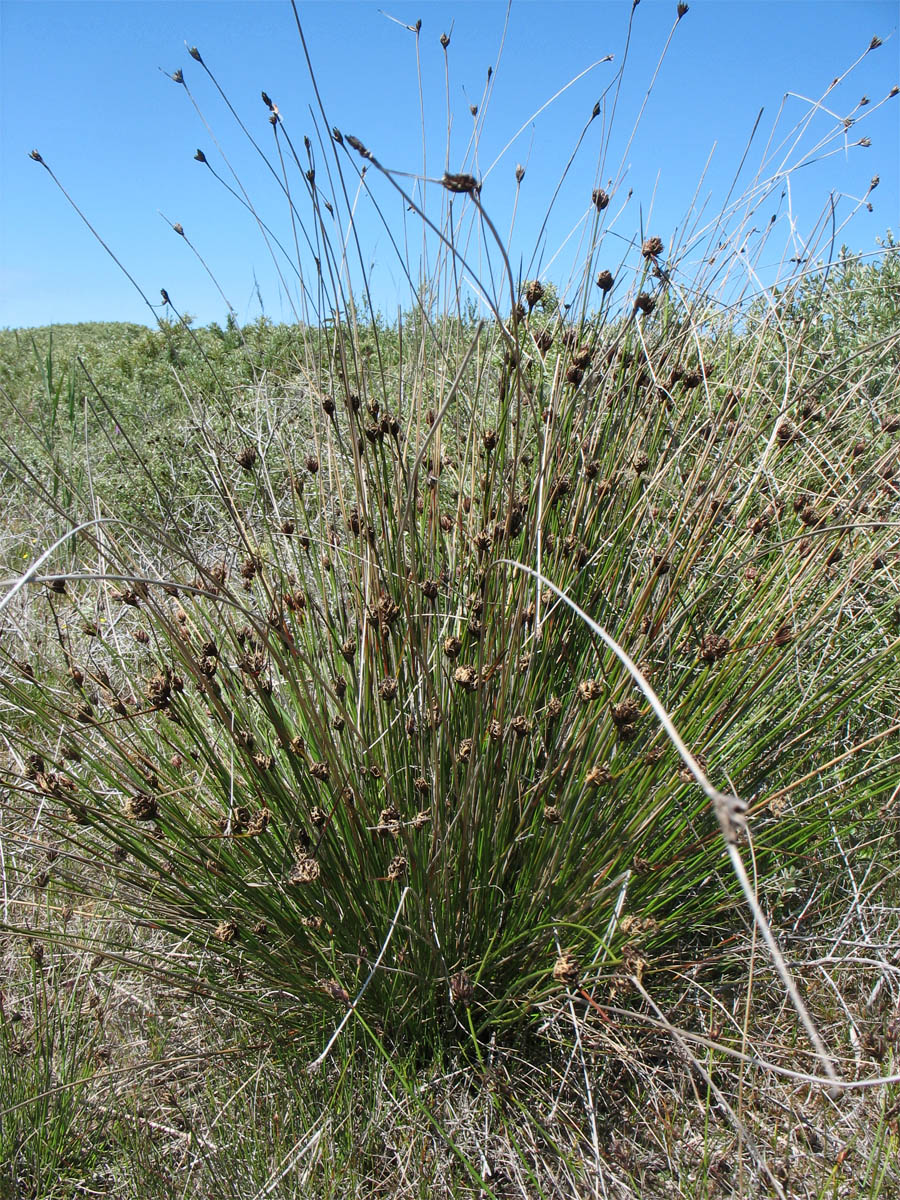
[4,8,899,1071]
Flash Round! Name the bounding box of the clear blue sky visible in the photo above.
[1,1,897,329]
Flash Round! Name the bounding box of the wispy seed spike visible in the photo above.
[187,45,203,63]
[171,68,184,84]
[29,149,44,163]
[677,2,688,17]
[869,35,883,49]
[346,134,370,158]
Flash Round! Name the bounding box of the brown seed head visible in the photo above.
[634,292,656,315]
[246,808,270,836]
[457,737,474,762]
[641,236,664,258]
[535,327,554,354]
[611,699,640,727]
[289,855,320,884]
[596,269,614,292]
[454,665,478,691]
[442,172,480,195]
[776,419,798,446]
[510,715,532,738]
[699,633,730,663]
[147,670,171,709]
[798,504,822,527]
[25,753,46,780]
[450,971,473,1005]
[553,951,579,985]
[376,805,401,838]
[387,854,408,881]
[124,792,158,821]
[586,765,613,787]
[443,636,462,660]
[524,279,544,309]
[592,188,610,211]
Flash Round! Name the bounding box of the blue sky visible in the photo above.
[1,0,897,329]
